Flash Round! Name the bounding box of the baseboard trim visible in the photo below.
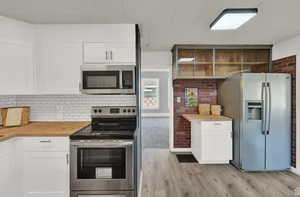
[290,167,300,176]
[169,148,192,153]
[138,169,143,197]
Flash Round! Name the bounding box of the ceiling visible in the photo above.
[0,0,299,51]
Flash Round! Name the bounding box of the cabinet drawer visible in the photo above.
[21,137,69,152]
[201,121,232,132]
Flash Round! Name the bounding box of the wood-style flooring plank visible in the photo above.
[141,149,300,197]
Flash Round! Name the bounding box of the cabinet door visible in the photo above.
[83,43,109,64]
[0,140,16,197]
[37,42,82,94]
[23,151,69,197]
[0,41,35,94]
[109,43,136,64]
[202,131,232,162]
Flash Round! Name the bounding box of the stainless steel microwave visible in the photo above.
[80,65,135,95]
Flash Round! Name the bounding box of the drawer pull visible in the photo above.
[213,123,222,126]
[40,140,51,143]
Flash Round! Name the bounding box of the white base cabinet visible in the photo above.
[0,137,70,197]
[191,121,232,164]
[0,139,16,197]
[23,152,69,197]
[20,137,70,197]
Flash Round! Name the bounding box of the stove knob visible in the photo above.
[133,109,135,113]
[94,109,98,113]
[123,109,127,113]
[127,109,131,113]
[98,109,102,113]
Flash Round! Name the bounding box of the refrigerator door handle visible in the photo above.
[261,82,266,135]
[266,83,271,135]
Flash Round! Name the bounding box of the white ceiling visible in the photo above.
[0,0,299,51]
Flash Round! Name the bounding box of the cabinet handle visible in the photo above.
[110,51,113,60]
[105,51,108,60]
[213,123,222,126]
[40,140,51,143]
[66,153,69,165]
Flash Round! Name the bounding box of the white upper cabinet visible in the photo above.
[36,24,136,94]
[36,41,82,94]
[109,43,136,64]
[0,16,36,95]
[83,42,136,65]
[0,16,136,95]
[83,42,108,64]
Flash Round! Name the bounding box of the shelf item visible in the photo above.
[172,45,272,80]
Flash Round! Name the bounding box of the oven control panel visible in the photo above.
[91,106,137,116]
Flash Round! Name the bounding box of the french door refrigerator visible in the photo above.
[218,73,291,171]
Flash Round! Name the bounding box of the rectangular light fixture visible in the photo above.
[178,58,195,63]
[210,8,258,30]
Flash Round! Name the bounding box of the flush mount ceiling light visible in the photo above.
[210,8,258,30]
[178,58,195,63]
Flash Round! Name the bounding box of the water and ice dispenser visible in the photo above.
[247,101,262,120]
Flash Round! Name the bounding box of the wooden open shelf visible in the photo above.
[172,46,271,79]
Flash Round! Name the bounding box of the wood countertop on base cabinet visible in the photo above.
[0,121,90,141]
[182,114,232,122]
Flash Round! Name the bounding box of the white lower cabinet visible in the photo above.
[23,151,70,197]
[191,121,232,164]
[0,137,70,197]
[20,137,70,197]
[0,139,16,197]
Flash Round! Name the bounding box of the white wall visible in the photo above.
[273,36,300,174]
[141,51,172,70]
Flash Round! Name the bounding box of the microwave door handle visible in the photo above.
[119,71,123,89]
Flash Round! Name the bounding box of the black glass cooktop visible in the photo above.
[70,125,135,140]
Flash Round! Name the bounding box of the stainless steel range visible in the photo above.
[70,106,136,197]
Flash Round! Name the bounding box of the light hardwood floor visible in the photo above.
[141,149,300,197]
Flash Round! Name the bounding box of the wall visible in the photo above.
[140,51,171,149]
[173,79,217,148]
[141,51,171,70]
[273,36,300,172]
[272,56,296,167]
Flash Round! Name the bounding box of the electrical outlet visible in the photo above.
[176,97,181,103]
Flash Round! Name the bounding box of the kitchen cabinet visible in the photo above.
[0,20,136,95]
[172,45,272,79]
[37,42,82,94]
[83,42,136,65]
[0,41,35,95]
[20,137,70,197]
[191,120,232,164]
[0,139,16,197]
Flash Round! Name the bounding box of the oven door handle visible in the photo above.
[71,141,133,147]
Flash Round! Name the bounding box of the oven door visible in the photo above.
[70,140,133,191]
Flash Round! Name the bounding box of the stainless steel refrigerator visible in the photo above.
[218,73,291,171]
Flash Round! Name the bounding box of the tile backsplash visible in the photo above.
[0,95,136,122]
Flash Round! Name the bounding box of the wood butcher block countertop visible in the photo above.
[0,121,90,142]
[182,114,232,122]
